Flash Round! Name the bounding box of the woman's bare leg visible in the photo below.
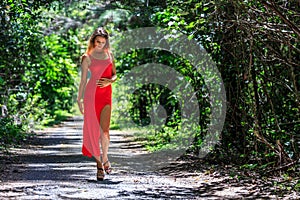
[100,105,111,164]
[94,156,102,166]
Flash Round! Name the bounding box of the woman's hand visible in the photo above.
[97,78,112,88]
[77,99,84,114]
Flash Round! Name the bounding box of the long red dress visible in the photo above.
[82,54,112,157]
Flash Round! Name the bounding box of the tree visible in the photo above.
[152,0,299,168]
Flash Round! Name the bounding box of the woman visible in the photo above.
[77,27,117,181]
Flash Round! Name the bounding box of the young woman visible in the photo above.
[77,27,117,181]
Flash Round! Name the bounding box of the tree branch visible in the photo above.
[260,0,300,38]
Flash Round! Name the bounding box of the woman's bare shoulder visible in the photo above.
[81,54,91,66]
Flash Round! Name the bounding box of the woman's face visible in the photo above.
[93,36,106,52]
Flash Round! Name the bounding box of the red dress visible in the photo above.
[82,55,112,157]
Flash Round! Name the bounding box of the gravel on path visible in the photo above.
[0,116,297,199]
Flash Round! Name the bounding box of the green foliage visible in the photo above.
[0,0,78,148]
[144,126,180,152]
[27,33,78,116]
[108,0,300,170]
[148,0,300,168]
[112,46,210,153]
[0,116,26,150]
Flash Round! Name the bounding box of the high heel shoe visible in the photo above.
[97,166,105,181]
[103,160,112,174]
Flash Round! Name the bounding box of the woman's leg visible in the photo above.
[94,105,110,180]
[94,156,102,165]
[99,105,111,164]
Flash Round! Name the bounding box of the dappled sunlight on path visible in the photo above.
[0,117,297,199]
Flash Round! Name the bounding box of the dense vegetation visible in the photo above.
[150,0,300,168]
[0,0,299,183]
[0,0,80,150]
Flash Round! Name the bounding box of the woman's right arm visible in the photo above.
[77,56,89,114]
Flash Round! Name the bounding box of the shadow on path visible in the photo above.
[0,116,298,199]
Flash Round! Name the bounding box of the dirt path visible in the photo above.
[0,116,298,199]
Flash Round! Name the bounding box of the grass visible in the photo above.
[42,110,74,126]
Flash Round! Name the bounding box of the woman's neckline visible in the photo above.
[90,52,109,60]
